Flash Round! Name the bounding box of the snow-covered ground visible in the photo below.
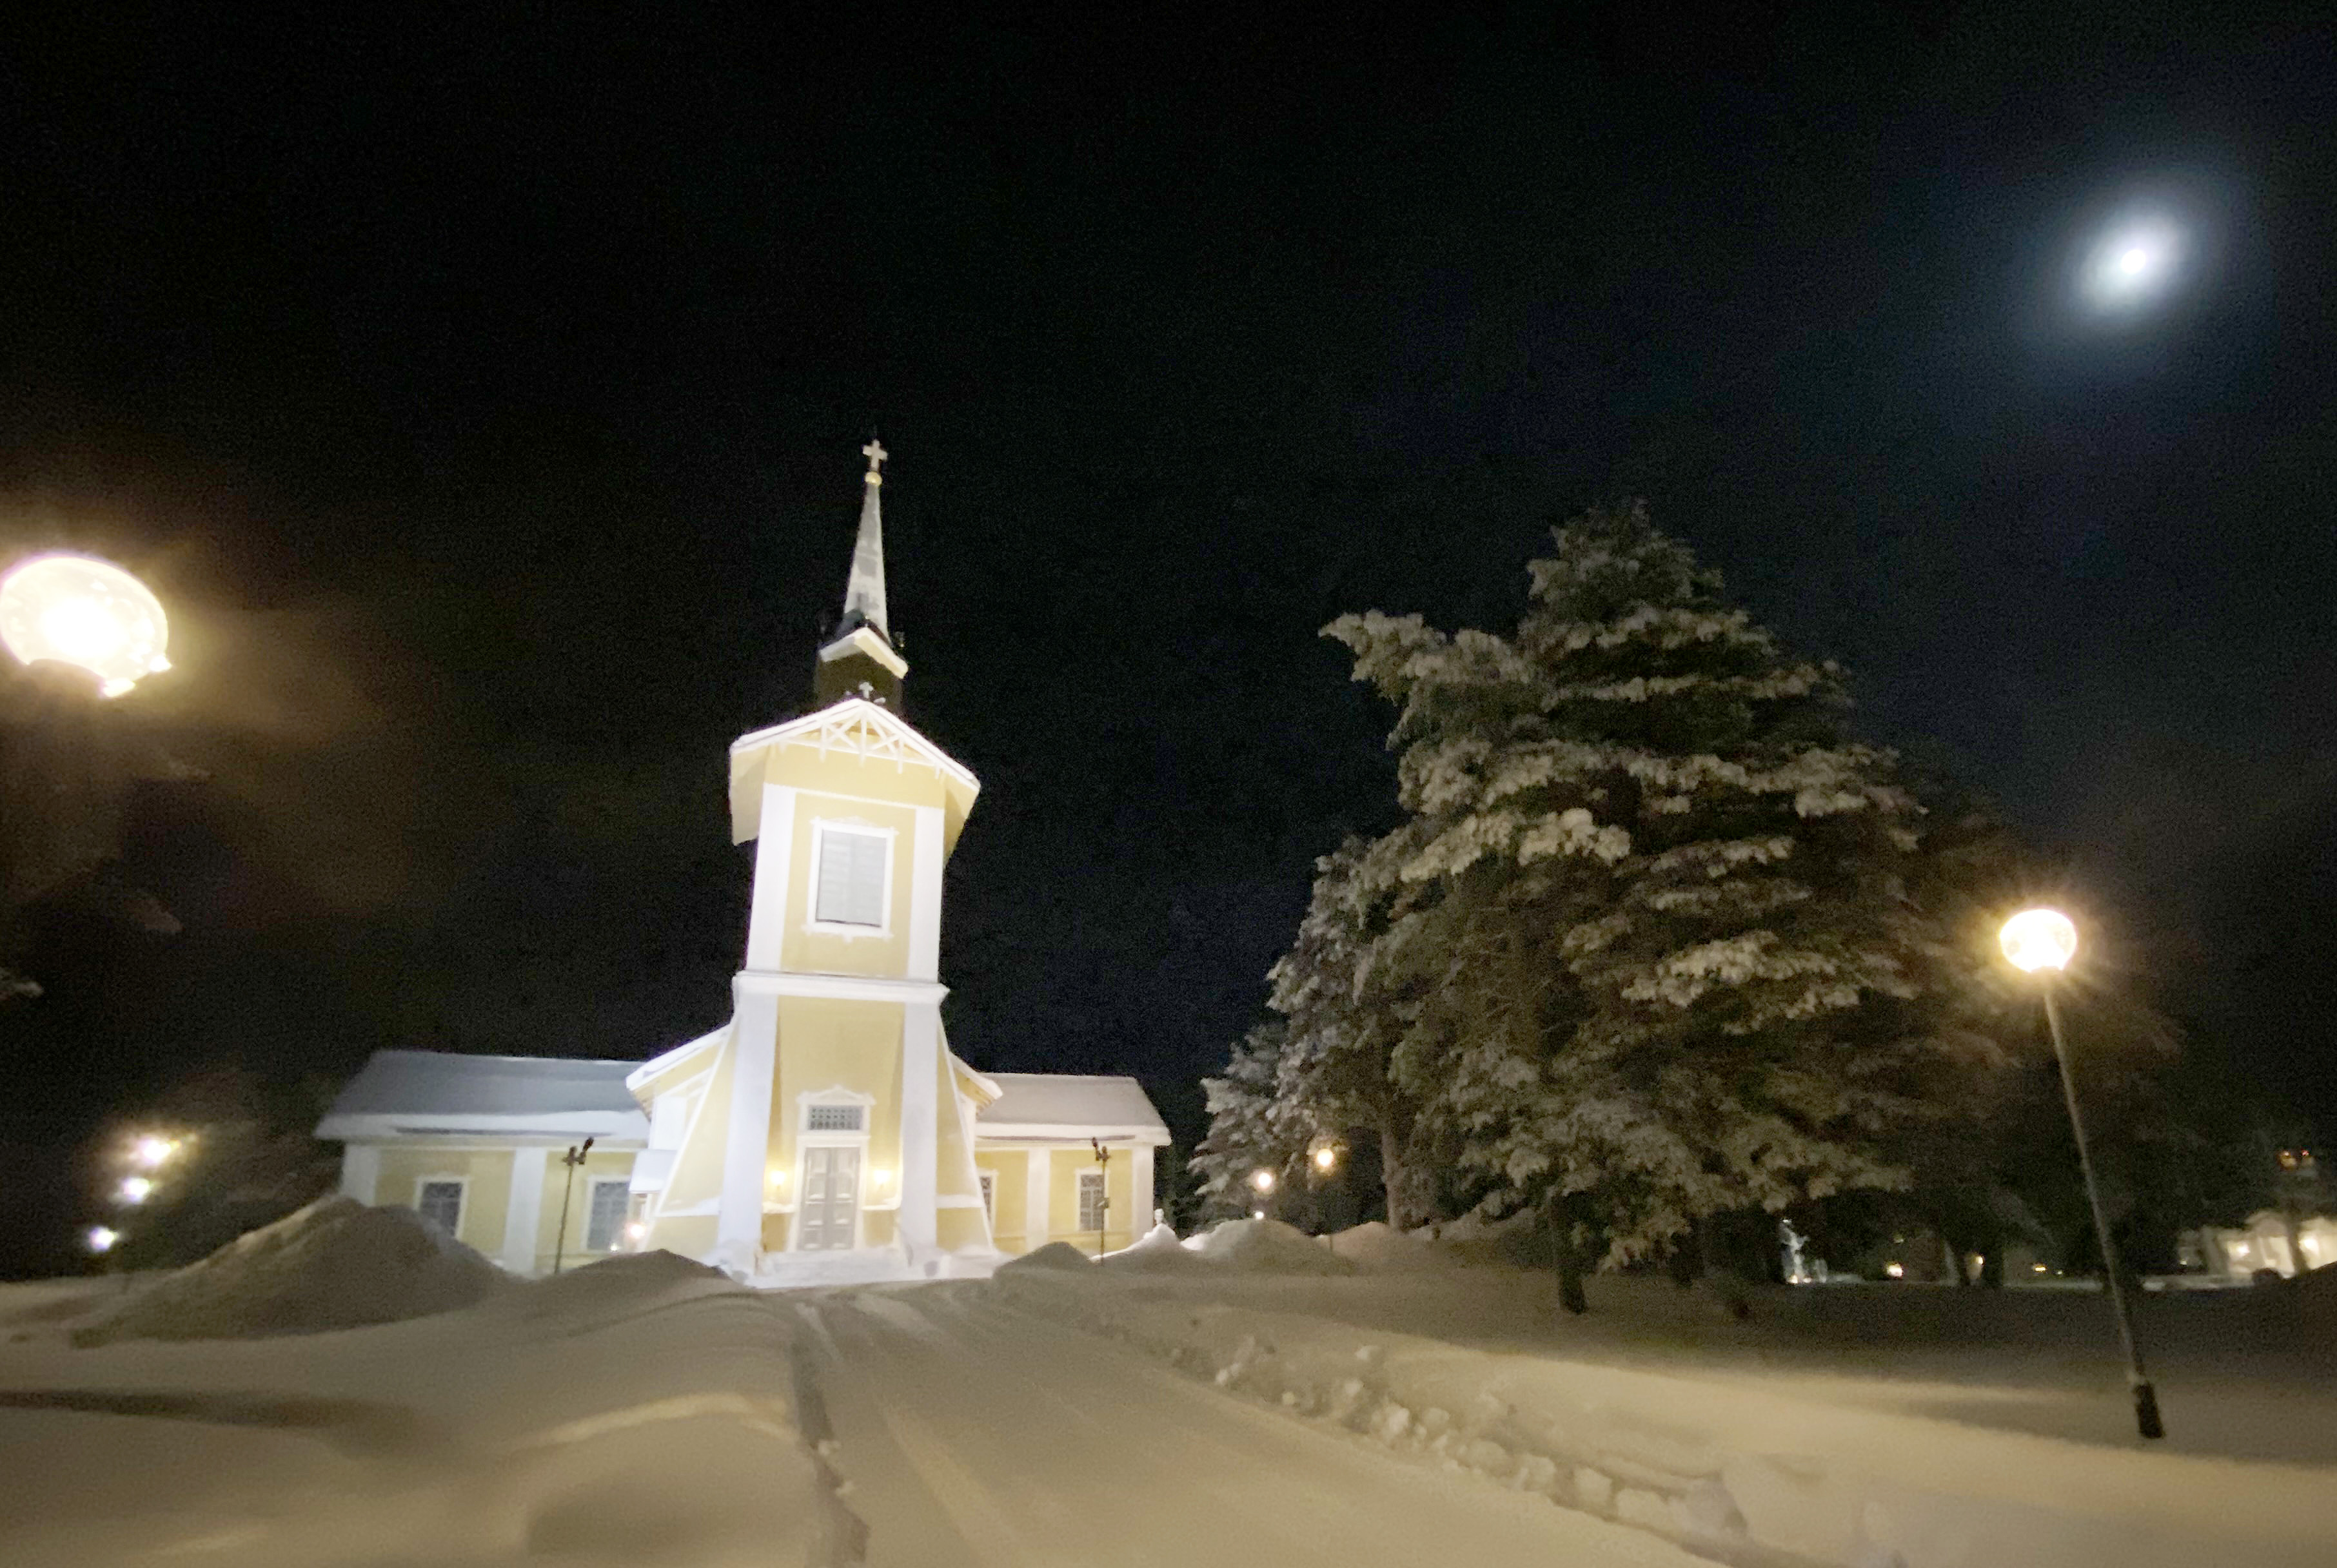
[981,1221,2337,1567]
[6,1210,2329,1566]
[0,1244,857,1565]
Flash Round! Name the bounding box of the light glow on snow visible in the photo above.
[2000,907,2078,973]
[0,554,172,696]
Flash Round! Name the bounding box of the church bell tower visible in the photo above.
[813,438,909,709]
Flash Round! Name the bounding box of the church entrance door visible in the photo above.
[799,1145,860,1250]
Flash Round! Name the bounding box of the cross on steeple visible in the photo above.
[862,438,887,482]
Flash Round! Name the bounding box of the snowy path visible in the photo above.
[800,1284,1708,1568]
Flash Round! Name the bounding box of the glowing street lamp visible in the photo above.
[131,1134,179,1171]
[0,554,172,698]
[1249,1168,1276,1194]
[87,1226,120,1254]
[1999,906,2164,1440]
[117,1175,153,1205]
[1312,1146,1338,1173]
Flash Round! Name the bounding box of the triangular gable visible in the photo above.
[728,696,980,845]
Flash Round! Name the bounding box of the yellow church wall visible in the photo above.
[1046,1144,1144,1255]
[779,790,919,977]
[651,1214,716,1260]
[761,1211,790,1252]
[731,732,975,854]
[656,1041,738,1215]
[974,1149,1028,1246]
[373,1144,515,1257]
[531,1146,639,1272]
[769,996,904,1194]
[938,1208,989,1251]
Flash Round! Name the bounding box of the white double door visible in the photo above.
[798,1144,862,1251]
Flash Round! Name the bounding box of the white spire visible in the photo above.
[841,438,889,640]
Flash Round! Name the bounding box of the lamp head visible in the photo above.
[0,554,171,697]
[2000,907,2078,974]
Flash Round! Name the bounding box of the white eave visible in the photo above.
[315,1109,649,1142]
[817,623,909,678]
[626,1024,729,1092]
[729,696,979,793]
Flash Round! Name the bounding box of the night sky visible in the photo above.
[5,5,2334,1274]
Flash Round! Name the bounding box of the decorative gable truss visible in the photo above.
[734,698,978,788]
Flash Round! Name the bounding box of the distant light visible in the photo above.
[1885,1262,1906,1279]
[2081,213,2184,313]
[132,1135,177,1170]
[118,1175,153,1204]
[1312,1147,1337,1172]
[1251,1209,1265,1220]
[624,1221,647,1243]
[2000,908,2078,973]
[0,554,171,697]
[87,1226,119,1253]
[2033,1263,2049,1273]
[870,1168,892,1190]
[1249,1169,1276,1193]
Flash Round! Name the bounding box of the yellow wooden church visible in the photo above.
[317,443,1170,1284]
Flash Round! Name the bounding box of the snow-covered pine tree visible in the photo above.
[1266,837,1428,1228]
[1190,1019,1307,1219]
[1328,501,1958,1268]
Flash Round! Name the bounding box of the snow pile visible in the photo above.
[72,1197,508,1346]
[994,1271,2334,1568]
[997,1240,1095,1272]
[1325,1221,1446,1271]
[1181,1217,1357,1275]
[4,1248,860,1564]
[1096,1221,1212,1274]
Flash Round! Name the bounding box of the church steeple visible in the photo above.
[814,438,909,709]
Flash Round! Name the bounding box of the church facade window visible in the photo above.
[1078,1168,1107,1233]
[584,1178,631,1251]
[805,1102,865,1133]
[811,823,891,930]
[416,1178,465,1236]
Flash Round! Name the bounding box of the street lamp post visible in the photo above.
[551,1137,595,1276]
[2000,908,2165,1441]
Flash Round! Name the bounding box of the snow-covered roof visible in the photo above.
[315,1050,649,1142]
[974,1073,1170,1144]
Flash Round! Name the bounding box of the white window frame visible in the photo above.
[1077,1168,1107,1233]
[787,1086,879,1246]
[805,818,896,937]
[414,1176,468,1237]
[979,1169,996,1222]
[583,1176,631,1252]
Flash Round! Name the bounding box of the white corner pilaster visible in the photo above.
[897,1001,940,1260]
[502,1146,547,1275]
[339,1143,381,1204]
[907,805,944,982]
[1025,1144,1052,1253]
[716,985,780,1275]
[743,783,798,972]
[1131,1144,1156,1237]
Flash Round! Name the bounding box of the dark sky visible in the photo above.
[5,5,2334,1273]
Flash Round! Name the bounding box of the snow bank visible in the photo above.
[1096,1221,1212,1274]
[1179,1217,1357,1275]
[998,1240,1096,1272]
[71,1197,508,1346]
[1325,1221,1446,1271]
[994,1270,2334,1568]
[3,1249,861,1565]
